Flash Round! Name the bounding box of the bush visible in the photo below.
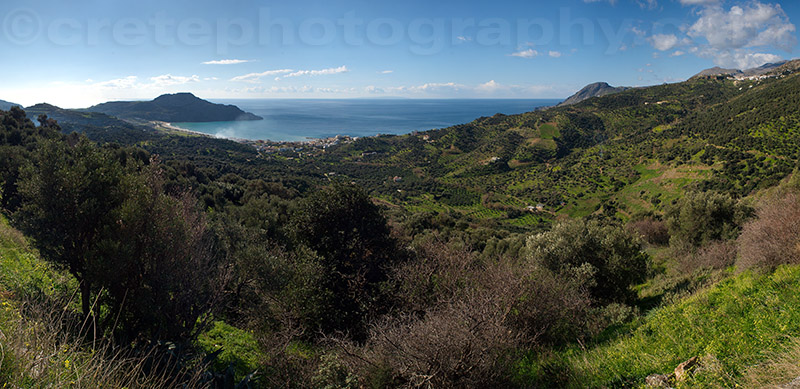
[677,240,737,274]
[334,240,592,387]
[737,191,800,270]
[627,217,670,246]
[290,183,401,340]
[527,219,649,304]
[666,191,753,249]
[340,296,521,388]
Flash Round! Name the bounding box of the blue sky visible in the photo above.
[1,0,797,107]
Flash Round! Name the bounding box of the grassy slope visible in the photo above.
[0,215,263,386]
[315,75,798,229]
[517,265,800,387]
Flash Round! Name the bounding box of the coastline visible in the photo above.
[151,121,215,138]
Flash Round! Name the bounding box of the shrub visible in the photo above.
[336,240,591,387]
[666,191,753,249]
[678,240,737,274]
[627,217,670,246]
[737,191,800,270]
[344,296,521,388]
[527,219,649,304]
[291,183,401,340]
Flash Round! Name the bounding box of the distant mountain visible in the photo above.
[692,60,795,79]
[87,93,263,122]
[558,82,630,107]
[25,103,158,144]
[692,67,743,79]
[0,99,21,111]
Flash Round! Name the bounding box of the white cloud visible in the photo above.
[649,34,680,51]
[456,36,472,42]
[202,59,253,65]
[583,0,618,5]
[511,48,538,58]
[637,0,658,10]
[697,48,782,69]
[380,70,394,74]
[670,50,686,57]
[680,1,795,69]
[277,66,349,80]
[409,82,464,92]
[94,76,139,89]
[150,74,200,87]
[476,80,504,93]
[688,2,796,51]
[549,51,562,58]
[230,69,294,83]
[679,0,719,5]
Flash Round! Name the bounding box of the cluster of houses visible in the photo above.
[244,135,357,157]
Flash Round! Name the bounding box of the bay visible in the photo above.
[172,99,560,142]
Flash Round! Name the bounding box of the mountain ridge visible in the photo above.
[0,99,21,111]
[557,82,631,107]
[87,92,263,122]
[691,59,799,79]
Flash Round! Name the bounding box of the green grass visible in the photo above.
[0,214,75,299]
[517,265,800,387]
[197,321,262,380]
[538,123,559,139]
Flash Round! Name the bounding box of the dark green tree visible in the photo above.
[666,191,754,249]
[90,164,221,341]
[290,183,400,339]
[16,138,127,318]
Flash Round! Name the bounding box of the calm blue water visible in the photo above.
[173,99,560,141]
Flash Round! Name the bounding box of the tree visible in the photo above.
[290,183,400,339]
[666,191,753,249]
[527,219,649,304]
[90,164,221,341]
[16,138,127,318]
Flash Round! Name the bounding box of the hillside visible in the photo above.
[281,69,796,234]
[87,93,263,122]
[25,103,159,143]
[3,62,800,388]
[0,99,20,111]
[692,60,798,79]
[557,82,630,106]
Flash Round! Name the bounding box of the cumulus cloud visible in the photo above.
[697,48,783,69]
[549,51,563,58]
[476,80,505,93]
[150,74,200,87]
[688,2,796,51]
[380,70,394,74]
[682,1,796,69]
[511,48,538,58]
[649,34,680,51]
[94,76,139,89]
[202,59,253,65]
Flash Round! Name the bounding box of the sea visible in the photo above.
[172,99,561,142]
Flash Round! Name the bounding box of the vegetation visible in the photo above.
[3,66,800,387]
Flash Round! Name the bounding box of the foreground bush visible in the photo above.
[527,219,649,304]
[666,191,753,249]
[333,241,591,388]
[737,191,800,270]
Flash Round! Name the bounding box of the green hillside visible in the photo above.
[2,64,800,387]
